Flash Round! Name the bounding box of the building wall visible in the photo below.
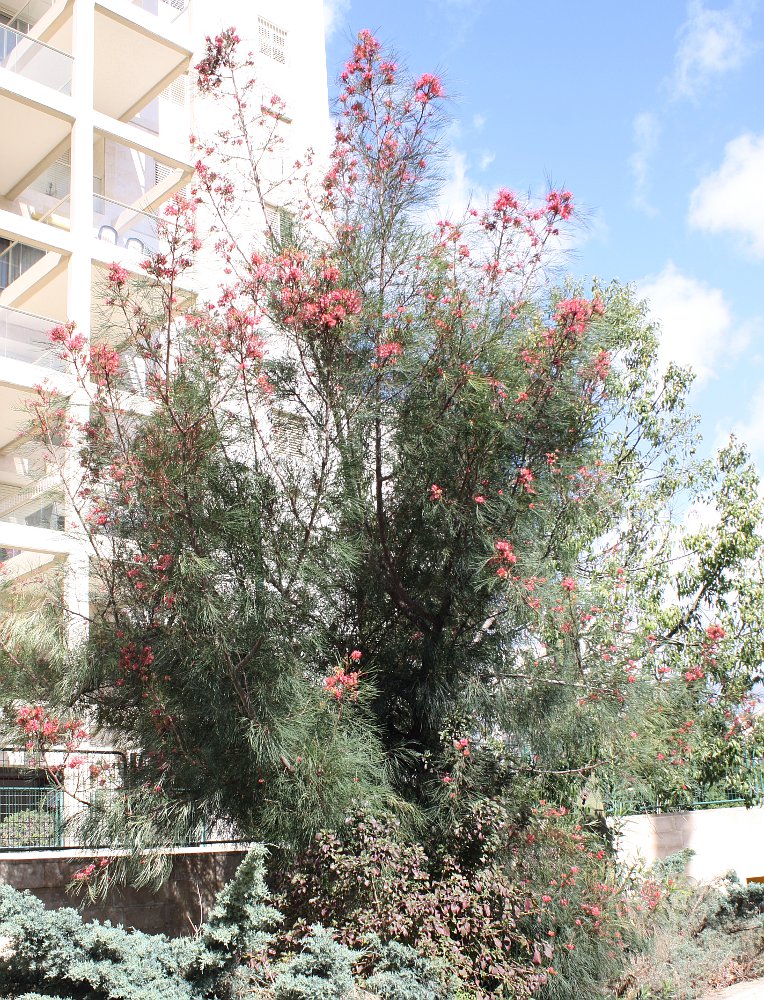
[615,806,764,883]
[0,0,328,616]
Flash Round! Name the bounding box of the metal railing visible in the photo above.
[609,762,764,817]
[0,786,64,848]
[0,239,46,292]
[0,303,65,369]
[0,22,72,94]
[93,193,162,258]
[0,784,233,851]
[0,749,240,851]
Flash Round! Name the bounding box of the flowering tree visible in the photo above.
[1,28,763,992]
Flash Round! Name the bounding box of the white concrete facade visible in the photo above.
[0,0,328,625]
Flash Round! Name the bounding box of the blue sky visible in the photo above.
[323,0,764,475]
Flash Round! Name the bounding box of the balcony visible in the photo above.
[94,193,162,258]
[0,478,64,532]
[93,1,191,122]
[0,22,72,94]
[0,302,64,369]
[131,0,189,24]
[0,43,72,201]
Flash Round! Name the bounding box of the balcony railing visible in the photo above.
[94,193,162,258]
[0,480,64,532]
[0,23,72,94]
[0,303,64,369]
[2,0,55,34]
[0,239,45,291]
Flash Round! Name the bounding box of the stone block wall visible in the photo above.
[0,844,248,935]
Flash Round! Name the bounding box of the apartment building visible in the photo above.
[0,0,329,633]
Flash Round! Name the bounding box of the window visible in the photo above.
[161,74,186,105]
[0,239,45,292]
[271,410,308,463]
[258,16,286,65]
[264,204,296,246]
[154,161,172,186]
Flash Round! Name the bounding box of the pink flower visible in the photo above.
[107,262,129,287]
[705,624,726,643]
[349,649,362,662]
[516,467,536,494]
[561,577,576,592]
[376,341,403,362]
[474,495,485,505]
[413,73,444,104]
[429,484,443,501]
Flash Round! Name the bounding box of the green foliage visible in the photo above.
[613,861,764,999]
[276,803,642,999]
[272,925,356,999]
[0,849,453,1000]
[0,883,198,1000]
[2,29,764,1000]
[364,938,456,1000]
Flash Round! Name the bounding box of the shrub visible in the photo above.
[272,925,356,999]
[275,803,642,1000]
[613,860,764,999]
[364,938,456,999]
[0,847,451,1000]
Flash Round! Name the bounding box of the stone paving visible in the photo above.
[702,979,764,999]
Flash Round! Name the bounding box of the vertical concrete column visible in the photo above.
[68,0,95,334]
[63,0,96,642]
[62,549,89,647]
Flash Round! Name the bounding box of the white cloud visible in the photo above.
[728,384,764,459]
[479,150,495,171]
[323,0,350,41]
[434,148,487,219]
[673,0,755,98]
[689,133,764,257]
[638,262,746,386]
[472,113,486,131]
[630,112,660,215]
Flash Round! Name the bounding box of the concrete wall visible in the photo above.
[616,806,764,882]
[0,843,248,935]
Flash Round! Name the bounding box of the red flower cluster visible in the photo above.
[413,72,444,104]
[494,539,517,578]
[275,252,362,335]
[117,643,155,686]
[324,666,360,702]
[87,343,121,385]
[14,705,88,751]
[375,341,403,364]
[195,27,240,93]
[554,297,596,339]
[50,322,86,356]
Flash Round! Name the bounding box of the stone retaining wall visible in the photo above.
[615,805,764,882]
[0,844,248,935]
